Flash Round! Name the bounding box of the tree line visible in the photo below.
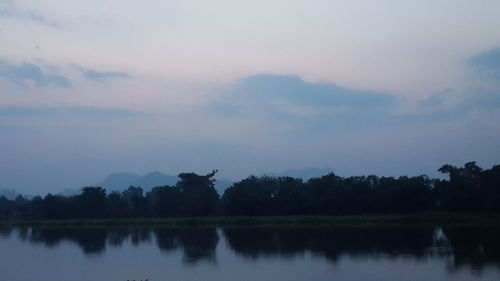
[1,162,499,220]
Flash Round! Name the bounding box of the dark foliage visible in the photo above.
[1,162,500,220]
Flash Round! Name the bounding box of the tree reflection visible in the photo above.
[1,225,499,271]
[28,228,109,254]
[154,227,219,264]
[442,227,500,271]
[3,226,219,264]
[0,226,12,238]
[222,226,500,272]
[222,226,435,262]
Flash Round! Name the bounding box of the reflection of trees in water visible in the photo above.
[222,226,500,272]
[5,226,219,264]
[107,228,151,247]
[154,228,219,264]
[17,227,30,241]
[11,227,152,254]
[222,227,435,262]
[442,227,500,272]
[3,225,500,271]
[28,228,109,254]
[0,226,13,238]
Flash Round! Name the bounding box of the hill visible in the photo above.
[88,171,232,195]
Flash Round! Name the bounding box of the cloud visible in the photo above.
[210,74,399,133]
[0,60,71,87]
[469,47,500,71]
[0,1,61,28]
[235,74,396,109]
[208,72,500,139]
[0,106,148,118]
[468,47,500,80]
[413,48,500,115]
[77,67,131,82]
[456,47,500,109]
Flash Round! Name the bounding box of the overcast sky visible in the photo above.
[1,0,500,194]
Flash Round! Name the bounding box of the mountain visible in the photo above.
[131,171,178,190]
[90,171,233,195]
[266,167,333,180]
[61,167,331,197]
[0,189,33,200]
[95,173,142,190]
[59,173,145,196]
[0,189,18,200]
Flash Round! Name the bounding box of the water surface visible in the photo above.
[0,225,499,281]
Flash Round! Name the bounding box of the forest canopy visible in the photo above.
[1,162,500,220]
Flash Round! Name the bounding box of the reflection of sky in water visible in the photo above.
[0,226,499,281]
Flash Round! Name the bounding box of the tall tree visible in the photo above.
[78,187,107,218]
[177,170,220,216]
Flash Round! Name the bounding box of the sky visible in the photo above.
[1,0,500,194]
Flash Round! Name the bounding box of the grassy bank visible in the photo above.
[1,212,500,227]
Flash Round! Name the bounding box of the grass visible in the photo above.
[2,212,500,227]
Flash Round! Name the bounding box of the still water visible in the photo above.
[0,225,499,281]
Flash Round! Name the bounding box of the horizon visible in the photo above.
[0,162,484,198]
[0,166,336,196]
[1,0,500,194]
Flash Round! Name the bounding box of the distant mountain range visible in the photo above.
[96,171,178,191]
[83,171,233,196]
[0,189,19,200]
[0,188,33,200]
[4,168,334,199]
[266,167,333,180]
[59,167,333,197]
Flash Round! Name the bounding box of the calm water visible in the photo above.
[1,225,500,281]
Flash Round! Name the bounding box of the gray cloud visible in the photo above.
[387,47,500,117]
[468,47,500,79]
[77,67,131,82]
[454,47,500,109]
[235,74,396,109]
[0,1,61,28]
[211,74,399,133]
[0,60,71,87]
[211,73,500,136]
[469,47,500,70]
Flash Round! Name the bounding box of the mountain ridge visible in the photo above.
[58,167,334,197]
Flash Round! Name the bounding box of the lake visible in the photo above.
[0,225,499,281]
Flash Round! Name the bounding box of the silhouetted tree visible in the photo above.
[436,162,482,211]
[41,194,76,219]
[148,185,181,217]
[107,191,129,218]
[0,196,14,219]
[176,170,219,216]
[122,186,149,217]
[2,162,500,220]
[479,165,500,211]
[77,187,107,218]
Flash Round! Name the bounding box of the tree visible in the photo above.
[0,196,14,219]
[41,194,74,219]
[122,186,148,217]
[107,191,129,218]
[479,165,500,211]
[78,187,107,218]
[222,176,279,216]
[436,162,482,211]
[176,170,220,216]
[149,185,181,217]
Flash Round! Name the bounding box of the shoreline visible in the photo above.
[2,212,500,227]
